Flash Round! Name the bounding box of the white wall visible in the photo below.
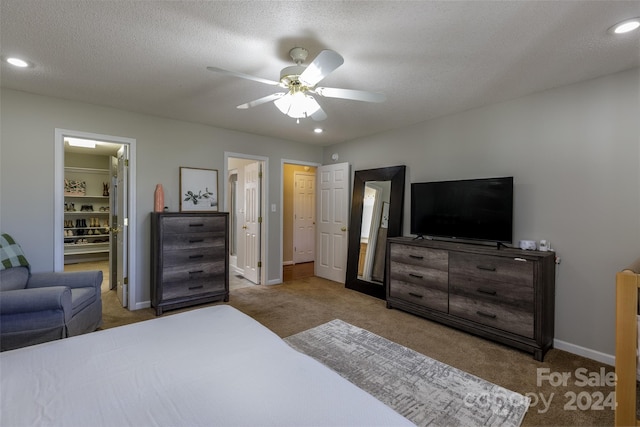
[323,68,640,361]
[0,88,323,306]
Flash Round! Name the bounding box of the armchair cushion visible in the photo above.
[0,266,29,291]
[71,287,98,316]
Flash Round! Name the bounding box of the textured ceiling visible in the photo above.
[1,1,639,146]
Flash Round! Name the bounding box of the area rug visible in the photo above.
[285,320,530,427]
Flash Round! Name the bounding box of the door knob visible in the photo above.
[341,226,347,232]
[242,225,248,229]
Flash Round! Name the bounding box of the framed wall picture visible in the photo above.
[179,167,218,212]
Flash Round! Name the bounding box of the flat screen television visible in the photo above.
[410,176,513,244]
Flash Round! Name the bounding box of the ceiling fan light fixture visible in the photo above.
[274,91,320,119]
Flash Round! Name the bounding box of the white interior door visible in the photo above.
[243,162,260,284]
[115,145,129,307]
[293,171,315,264]
[315,162,350,283]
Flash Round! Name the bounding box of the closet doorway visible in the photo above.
[225,153,267,287]
[54,129,137,310]
[282,160,320,283]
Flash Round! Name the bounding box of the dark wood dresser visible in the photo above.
[151,212,229,315]
[386,237,555,361]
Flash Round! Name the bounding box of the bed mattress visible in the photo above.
[1,305,413,426]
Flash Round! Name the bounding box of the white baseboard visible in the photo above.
[133,301,151,310]
[283,260,294,266]
[553,339,614,366]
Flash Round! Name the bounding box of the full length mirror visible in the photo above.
[346,165,406,299]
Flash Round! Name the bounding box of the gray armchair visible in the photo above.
[0,235,103,351]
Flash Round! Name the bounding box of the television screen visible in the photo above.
[410,177,513,243]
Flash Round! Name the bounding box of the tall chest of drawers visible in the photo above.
[386,237,555,361]
[151,212,229,315]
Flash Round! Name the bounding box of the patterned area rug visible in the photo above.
[285,320,529,427]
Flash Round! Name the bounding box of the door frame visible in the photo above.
[280,159,321,283]
[224,152,267,286]
[53,129,137,309]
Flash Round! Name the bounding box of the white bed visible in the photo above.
[1,305,413,427]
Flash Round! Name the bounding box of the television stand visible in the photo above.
[385,237,555,361]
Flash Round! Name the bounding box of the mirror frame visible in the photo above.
[345,165,406,299]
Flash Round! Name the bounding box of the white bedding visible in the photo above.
[1,305,413,427]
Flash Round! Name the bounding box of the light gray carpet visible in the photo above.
[285,319,530,427]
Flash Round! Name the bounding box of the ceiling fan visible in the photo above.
[207,47,385,122]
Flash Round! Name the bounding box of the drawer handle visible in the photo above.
[189,254,204,259]
[477,311,497,319]
[476,265,496,272]
[189,239,204,243]
[477,288,497,296]
[189,223,204,227]
[408,292,423,299]
[188,285,204,290]
[188,270,204,275]
[409,255,424,260]
[409,273,424,279]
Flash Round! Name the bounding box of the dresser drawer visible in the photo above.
[161,259,226,299]
[162,233,225,252]
[389,274,448,312]
[389,243,448,270]
[389,244,448,312]
[162,246,226,268]
[161,275,226,301]
[449,252,533,287]
[162,216,226,234]
[449,294,534,338]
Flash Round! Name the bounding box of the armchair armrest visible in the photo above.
[27,270,103,291]
[0,286,72,317]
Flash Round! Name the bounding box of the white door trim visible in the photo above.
[224,152,268,286]
[280,159,321,284]
[54,129,138,310]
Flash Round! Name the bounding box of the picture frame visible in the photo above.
[179,167,219,212]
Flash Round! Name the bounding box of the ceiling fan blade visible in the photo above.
[298,50,344,87]
[207,66,280,86]
[315,87,386,103]
[237,93,285,109]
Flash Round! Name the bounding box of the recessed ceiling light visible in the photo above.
[6,57,30,68]
[609,18,640,34]
[313,128,323,134]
